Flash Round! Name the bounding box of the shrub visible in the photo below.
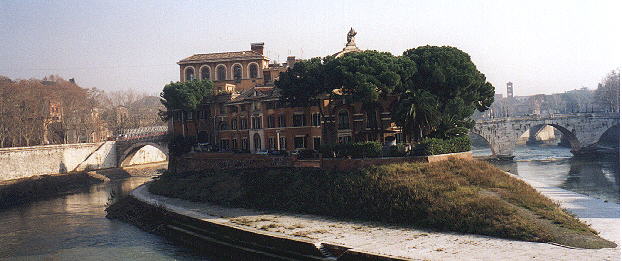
[414,136,471,156]
[168,135,196,156]
[320,141,382,158]
[386,144,408,157]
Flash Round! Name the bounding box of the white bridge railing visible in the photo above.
[117,126,168,141]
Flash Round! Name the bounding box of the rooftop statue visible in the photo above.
[346,27,357,46]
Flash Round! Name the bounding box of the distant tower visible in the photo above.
[506,82,514,98]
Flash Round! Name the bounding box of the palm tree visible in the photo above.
[392,89,439,143]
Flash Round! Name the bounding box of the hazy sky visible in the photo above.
[1,0,620,96]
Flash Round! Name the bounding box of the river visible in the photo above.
[0,146,618,260]
[473,144,620,203]
[0,176,209,261]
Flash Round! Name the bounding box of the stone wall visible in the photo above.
[172,152,295,173]
[0,142,115,181]
[320,152,473,171]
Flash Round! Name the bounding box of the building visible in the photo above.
[506,82,514,98]
[171,29,402,152]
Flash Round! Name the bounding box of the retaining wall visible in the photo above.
[0,142,115,181]
[172,152,295,173]
[320,151,473,171]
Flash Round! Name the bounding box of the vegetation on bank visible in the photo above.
[149,159,615,249]
[0,173,103,208]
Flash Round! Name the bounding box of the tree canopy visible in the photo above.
[275,46,495,142]
[399,46,495,139]
[160,79,214,113]
[593,69,620,113]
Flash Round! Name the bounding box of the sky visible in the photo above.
[0,0,620,97]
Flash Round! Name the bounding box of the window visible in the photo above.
[338,136,352,144]
[253,133,261,151]
[233,64,242,83]
[293,114,305,127]
[251,117,262,129]
[219,104,226,114]
[313,137,321,150]
[249,63,258,78]
[312,113,320,126]
[279,136,287,150]
[187,111,193,120]
[231,119,238,130]
[229,106,238,113]
[263,71,271,82]
[242,138,249,150]
[294,136,306,149]
[240,118,248,129]
[185,67,195,81]
[220,139,230,151]
[217,65,226,81]
[267,115,275,128]
[278,114,286,127]
[338,110,350,130]
[232,139,238,149]
[268,137,275,150]
[366,111,377,128]
[219,121,228,130]
[200,66,210,80]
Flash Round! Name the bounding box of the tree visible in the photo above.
[160,79,214,137]
[594,69,620,112]
[398,46,495,138]
[277,51,416,144]
[391,89,439,142]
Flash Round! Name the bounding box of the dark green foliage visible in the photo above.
[323,51,416,103]
[149,160,612,248]
[386,144,408,157]
[413,136,471,156]
[159,79,214,120]
[395,46,496,139]
[320,141,382,158]
[168,135,196,156]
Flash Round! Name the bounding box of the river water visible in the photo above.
[0,146,618,260]
[473,145,620,203]
[0,177,208,261]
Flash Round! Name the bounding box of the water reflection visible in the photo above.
[0,177,207,260]
[473,145,620,203]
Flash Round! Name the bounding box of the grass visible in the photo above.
[149,159,616,249]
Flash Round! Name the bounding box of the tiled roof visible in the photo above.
[178,51,265,64]
[230,86,280,103]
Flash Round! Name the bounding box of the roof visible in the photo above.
[178,51,267,64]
[229,86,280,103]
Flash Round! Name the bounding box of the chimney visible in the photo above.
[287,56,296,68]
[251,42,264,55]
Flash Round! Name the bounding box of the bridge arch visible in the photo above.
[597,124,619,144]
[119,142,168,167]
[513,123,581,151]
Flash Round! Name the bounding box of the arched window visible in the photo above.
[249,63,258,79]
[233,64,242,83]
[200,66,210,80]
[338,110,350,130]
[217,65,226,81]
[185,67,195,81]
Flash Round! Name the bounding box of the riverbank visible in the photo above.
[0,162,167,209]
[119,178,619,260]
[107,159,619,260]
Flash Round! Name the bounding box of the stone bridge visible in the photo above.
[114,126,168,167]
[472,113,619,159]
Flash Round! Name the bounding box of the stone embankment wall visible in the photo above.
[320,151,473,171]
[171,153,294,173]
[0,142,115,181]
[0,141,169,181]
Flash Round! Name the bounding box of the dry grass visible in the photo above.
[150,159,616,249]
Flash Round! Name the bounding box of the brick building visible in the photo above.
[171,31,402,153]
